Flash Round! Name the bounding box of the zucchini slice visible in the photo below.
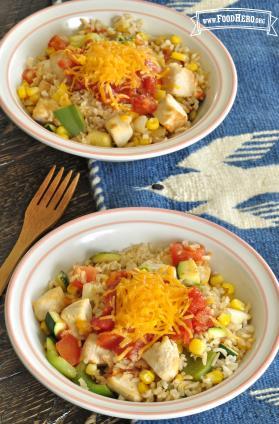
[207,327,226,339]
[55,271,69,290]
[45,311,67,337]
[183,351,218,381]
[219,344,238,357]
[91,252,121,263]
[177,259,200,286]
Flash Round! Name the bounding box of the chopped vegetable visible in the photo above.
[206,369,224,384]
[45,337,77,379]
[55,271,69,290]
[86,130,113,147]
[188,338,206,356]
[222,282,235,295]
[139,369,155,384]
[146,117,159,130]
[229,298,246,311]
[183,351,218,381]
[91,252,121,263]
[209,274,224,286]
[56,333,81,366]
[226,308,249,324]
[74,362,115,397]
[170,51,186,61]
[54,105,85,136]
[170,243,205,266]
[207,327,226,339]
[187,62,198,71]
[138,381,148,394]
[217,313,231,327]
[219,343,238,357]
[44,123,56,132]
[170,35,181,44]
[45,311,67,337]
[177,259,200,286]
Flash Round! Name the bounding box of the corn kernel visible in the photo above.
[206,370,224,384]
[56,126,69,136]
[26,86,39,97]
[138,32,149,41]
[17,85,27,100]
[170,35,181,45]
[29,94,40,104]
[217,313,231,327]
[138,381,148,394]
[155,89,166,101]
[120,114,131,122]
[155,35,166,45]
[230,298,245,311]
[67,283,79,295]
[139,137,152,145]
[46,47,56,56]
[139,370,155,385]
[76,319,92,335]
[174,373,184,383]
[171,51,186,62]
[187,62,198,72]
[40,320,50,335]
[210,274,224,286]
[222,282,235,295]
[189,338,206,357]
[85,363,97,376]
[146,117,159,130]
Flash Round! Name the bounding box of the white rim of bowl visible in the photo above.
[0,0,237,161]
[5,208,279,419]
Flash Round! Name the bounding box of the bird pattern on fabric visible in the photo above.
[145,130,279,229]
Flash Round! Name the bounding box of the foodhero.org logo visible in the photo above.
[191,8,278,36]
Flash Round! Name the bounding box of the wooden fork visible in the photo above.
[0,166,80,296]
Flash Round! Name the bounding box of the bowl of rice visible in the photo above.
[0,0,237,161]
[5,208,278,419]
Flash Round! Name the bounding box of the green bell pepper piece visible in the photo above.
[54,105,85,136]
[45,337,77,379]
[183,351,218,381]
[74,362,115,398]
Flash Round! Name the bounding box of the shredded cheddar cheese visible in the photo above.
[65,40,159,108]
[111,270,191,348]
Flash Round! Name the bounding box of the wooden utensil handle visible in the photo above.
[0,228,34,296]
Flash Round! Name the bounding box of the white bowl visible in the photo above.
[5,208,279,420]
[0,0,237,162]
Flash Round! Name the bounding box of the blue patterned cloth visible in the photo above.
[89,0,279,422]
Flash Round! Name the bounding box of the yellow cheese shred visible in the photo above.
[111,270,191,348]
[65,40,159,108]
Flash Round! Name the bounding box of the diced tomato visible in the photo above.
[192,307,213,334]
[126,339,146,360]
[56,334,81,366]
[162,48,171,62]
[72,279,83,290]
[97,332,124,354]
[22,68,36,84]
[170,242,206,266]
[106,271,128,290]
[102,291,115,315]
[172,320,193,345]
[82,266,97,283]
[58,58,75,69]
[91,317,115,332]
[131,95,158,115]
[188,287,207,314]
[48,35,69,51]
[141,76,157,96]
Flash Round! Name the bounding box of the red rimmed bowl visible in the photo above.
[0,0,237,162]
[5,207,279,419]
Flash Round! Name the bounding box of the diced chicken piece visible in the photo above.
[197,262,211,284]
[142,336,179,382]
[107,373,141,401]
[163,63,196,97]
[82,282,104,301]
[154,94,187,133]
[32,98,58,124]
[105,115,133,147]
[81,333,114,365]
[61,299,92,338]
[33,287,65,321]
[133,115,148,133]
